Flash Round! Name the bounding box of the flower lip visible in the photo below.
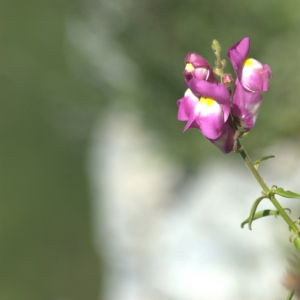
[195,97,224,139]
[241,59,272,92]
[177,89,199,122]
[177,92,224,139]
[188,78,231,122]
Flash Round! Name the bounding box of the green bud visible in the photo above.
[212,39,221,53]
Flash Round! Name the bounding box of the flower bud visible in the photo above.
[222,73,233,89]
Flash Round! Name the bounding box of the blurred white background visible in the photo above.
[87,108,300,300]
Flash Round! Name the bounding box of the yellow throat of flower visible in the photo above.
[185,63,195,72]
[200,97,215,107]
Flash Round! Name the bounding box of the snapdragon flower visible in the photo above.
[177,79,235,153]
[177,37,272,153]
[227,37,272,130]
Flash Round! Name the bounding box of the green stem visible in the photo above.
[238,139,299,300]
[237,139,299,234]
[286,290,294,300]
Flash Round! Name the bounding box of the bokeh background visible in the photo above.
[2,0,300,299]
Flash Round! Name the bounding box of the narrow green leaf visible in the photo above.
[241,208,291,228]
[253,155,275,170]
[247,196,266,230]
[275,187,300,199]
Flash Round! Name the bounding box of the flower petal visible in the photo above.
[241,59,272,92]
[185,52,211,69]
[184,52,218,85]
[208,121,236,154]
[196,97,224,139]
[177,89,199,121]
[227,37,250,75]
[183,112,200,132]
[232,78,263,130]
[188,79,231,122]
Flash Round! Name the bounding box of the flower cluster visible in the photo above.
[177,37,272,153]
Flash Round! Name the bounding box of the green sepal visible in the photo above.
[238,131,249,138]
[253,155,275,170]
[241,208,291,228]
[275,187,300,199]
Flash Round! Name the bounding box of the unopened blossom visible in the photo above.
[227,37,272,130]
[184,52,218,87]
[222,73,233,90]
[177,80,235,153]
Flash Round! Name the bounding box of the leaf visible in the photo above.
[246,195,267,230]
[241,208,291,228]
[253,155,275,170]
[275,187,300,199]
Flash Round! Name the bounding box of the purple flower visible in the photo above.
[184,52,218,87]
[177,80,235,153]
[228,37,272,130]
[177,81,231,137]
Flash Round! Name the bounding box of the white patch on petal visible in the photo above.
[184,88,198,100]
[197,97,222,116]
[242,59,264,92]
[87,114,300,300]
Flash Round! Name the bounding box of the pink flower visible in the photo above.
[177,80,235,153]
[177,37,272,153]
[227,37,272,130]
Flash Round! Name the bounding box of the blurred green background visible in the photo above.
[2,0,300,299]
